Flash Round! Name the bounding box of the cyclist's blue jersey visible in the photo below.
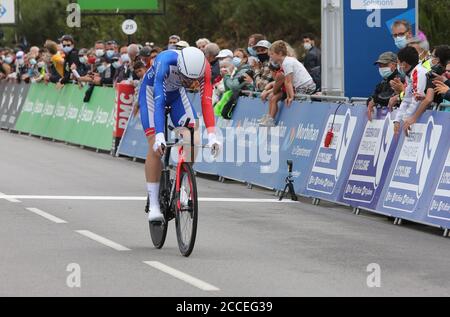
[139,50,215,137]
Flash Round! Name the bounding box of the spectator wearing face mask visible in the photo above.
[59,35,80,86]
[106,40,118,56]
[391,20,414,50]
[367,52,400,121]
[247,33,266,66]
[167,35,181,50]
[75,48,90,77]
[394,47,428,136]
[302,33,321,72]
[196,38,210,52]
[114,45,132,84]
[204,43,221,84]
[252,40,273,92]
[223,48,254,93]
[94,40,106,61]
[0,50,14,78]
[213,58,235,104]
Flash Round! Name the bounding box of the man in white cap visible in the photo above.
[175,41,190,50]
[253,40,273,91]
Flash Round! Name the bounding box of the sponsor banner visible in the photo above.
[377,111,450,221]
[114,83,134,138]
[5,83,30,130]
[341,108,399,210]
[427,148,450,228]
[302,104,367,202]
[0,82,13,128]
[14,83,115,150]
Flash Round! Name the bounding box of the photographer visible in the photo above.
[223,48,254,93]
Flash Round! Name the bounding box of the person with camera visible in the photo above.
[223,48,254,93]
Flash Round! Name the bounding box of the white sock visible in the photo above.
[147,183,160,210]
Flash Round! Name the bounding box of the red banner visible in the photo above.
[114,83,135,138]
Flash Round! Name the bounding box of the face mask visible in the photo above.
[96,49,105,57]
[112,61,121,69]
[394,36,408,49]
[79,57,87,64]
[304,43,313,51]
[379,67,393,79]
[247,47,257,57]
[168,45,177,50]
[121,54,130,63]
[397,64,406,77]
[29,59,37,66]
[257,53,269,63]
[106,50,115,58]
[4,57,13,64]
[233,57,242,68]
[63,46,73,54]
[97,65,106,73]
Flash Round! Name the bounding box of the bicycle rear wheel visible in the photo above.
[175,163,198,257]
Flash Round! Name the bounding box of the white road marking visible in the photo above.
[0,195,296,203]
[76,230,131,251]
[144,261,220,292]
[0,192,21,203]
[26,207,67,224]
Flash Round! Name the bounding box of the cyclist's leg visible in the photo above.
[169,88,200,164]
[139,85,163,221]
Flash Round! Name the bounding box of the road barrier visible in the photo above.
[1,81,450,231]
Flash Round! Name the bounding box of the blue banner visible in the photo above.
[376,111,450,223]
[343,0,417,97]
[341,108,399,210]
[302,104,367,202]
[427,149,450,228]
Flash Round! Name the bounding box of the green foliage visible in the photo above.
[0,0,447,50]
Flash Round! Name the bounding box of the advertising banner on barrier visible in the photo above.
[376,111,450,222]
[302,104,367,203]
[14,83,115,151]
[114,83,134,138]
[427,149,450,229]
[341,108,399,210]
[0,82,13,128]
[4,83,30,130]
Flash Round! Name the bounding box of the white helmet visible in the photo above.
[177,47,207,79]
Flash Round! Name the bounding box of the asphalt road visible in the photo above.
[1,130,450,297]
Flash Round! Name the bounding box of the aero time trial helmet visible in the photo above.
[177,47,207,80]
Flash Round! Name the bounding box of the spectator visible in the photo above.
[204,43,221,84]
[76,48,90,77]
[391,20,414,50]
[127,44,140,65]
[433,61,450,104]
[105,40,119,62]
[302,33,321,72]
[168,35,181,50]
[114,46,133,83]
[94,40,106,59]
[259,61,286,127]
[394,46,428,136]
[252,40,273,92]
[196,38,210,52]
[407,37,432,70]
[367,52,400,121]
[0,50,14,78]
[59,35,80,86]
[131,60,150,117]
[216,49,234,61]
[269,40,316,101]
[247,33,266,67]
[29,46,40,59]
[93,57,115,86]
[175,41,190,50]
[138,46,153,69]
[221,48,254,98]
[213,58,235,104]
[43,41,64,83]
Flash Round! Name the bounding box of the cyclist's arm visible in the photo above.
[200,62,216,134]
[153,61,170,135]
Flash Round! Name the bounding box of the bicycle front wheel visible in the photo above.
[175,163,198,257]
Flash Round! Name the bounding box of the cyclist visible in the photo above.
[139,47,220,223]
